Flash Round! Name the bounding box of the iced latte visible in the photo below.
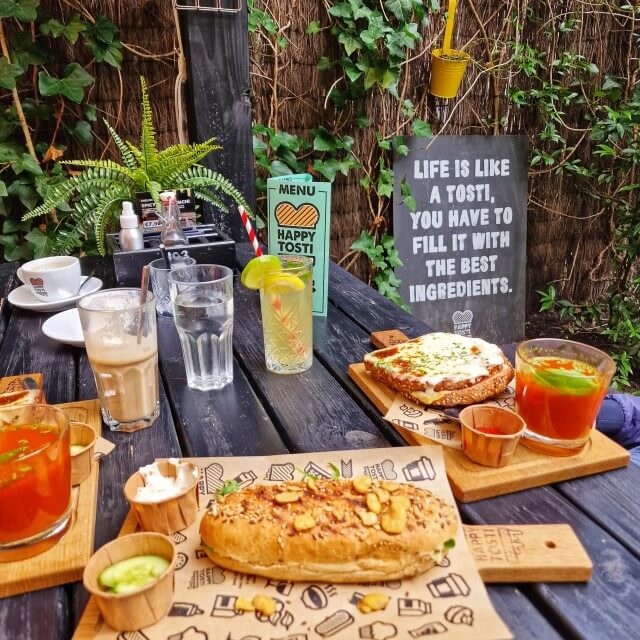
[78,289,160,432]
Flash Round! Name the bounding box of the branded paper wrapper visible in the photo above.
[88,447,511,640]
[383,385,516,449]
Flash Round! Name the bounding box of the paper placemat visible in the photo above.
[383,384,516,448]
[86,447,511,640]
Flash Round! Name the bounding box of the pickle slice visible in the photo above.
[98,555,170,594]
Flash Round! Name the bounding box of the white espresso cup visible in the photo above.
[17,256,81,302]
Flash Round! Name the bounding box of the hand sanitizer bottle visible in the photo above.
[119,201,144,251]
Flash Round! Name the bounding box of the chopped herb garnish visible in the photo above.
[327,462,340,480]
[217,479,239,497]
[295,466,319,482]
[0,444,28,464]
[443,538,456,550]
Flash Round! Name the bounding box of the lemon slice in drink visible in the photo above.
[263,272,305,295]
[240,255,282,289]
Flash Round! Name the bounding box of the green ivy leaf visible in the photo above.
[338,32,362,56]
[316,56,333,71]
[91,14,118,43]
[7,175,39,209]
[328,2,352,19]
[84,103,97,122]
[87,38,122,68]
[12,153,42,176]
[25,228,52,258]
[0,238,32,261]
[40,13,86,44]
[412,118,433,138]
[313,128,337,152]
[69,120,93,145]
[10,31,48,71]
[0,56,23,90]
[0,143,20,162]
[313,157,341,181]
[85,15,122,68]
[0,0,39,22]
[269,159,292,176]
[38,63,94,103]
[0,180,7,197]
[351,230,373,251]
[306,20,321,35]
[384,0,414,20]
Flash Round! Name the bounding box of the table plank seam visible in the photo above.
[232,349,296,453]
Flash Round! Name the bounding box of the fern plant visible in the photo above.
[23,77,251,255]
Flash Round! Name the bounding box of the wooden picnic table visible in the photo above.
[0,245,639,640]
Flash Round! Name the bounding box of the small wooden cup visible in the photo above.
[70,422,98,486]
[124,460,199,534]
[459,405,526,468]
[83,532,176,631]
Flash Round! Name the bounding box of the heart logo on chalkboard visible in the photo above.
[275,201,320,229]
[452,310,473,336]
[452,310,473,325]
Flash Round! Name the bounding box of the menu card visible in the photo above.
[90,447,511,640]
[267,174,331,316]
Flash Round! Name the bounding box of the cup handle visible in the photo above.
[16,267,25,284]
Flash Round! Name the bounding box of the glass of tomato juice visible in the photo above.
[0,404,72,561]
[516,339,615,456]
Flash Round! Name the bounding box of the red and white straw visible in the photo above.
[238,205,262,257]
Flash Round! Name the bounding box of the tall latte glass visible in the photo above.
[78,289,159,432]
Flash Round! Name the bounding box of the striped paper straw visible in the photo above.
[238,206,262,257]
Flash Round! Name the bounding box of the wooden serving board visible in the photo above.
[0,399,102,598]
[73,485,591,640]
[349,331,630,502]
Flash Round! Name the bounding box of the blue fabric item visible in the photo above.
[596,393,640,449]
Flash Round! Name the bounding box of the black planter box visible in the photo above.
[107,224,236,286]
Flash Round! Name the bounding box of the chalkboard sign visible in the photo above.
[393,136,528,344]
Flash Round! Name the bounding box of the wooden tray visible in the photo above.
[349,331,630,502]
[0,399,102,598]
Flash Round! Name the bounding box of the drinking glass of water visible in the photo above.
[168,264,234,391]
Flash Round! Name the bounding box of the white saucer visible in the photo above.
[8,276,103,313]
[42,308,84,347]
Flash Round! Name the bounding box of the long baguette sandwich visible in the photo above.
[364,332,514,407]
[199,477,458,583]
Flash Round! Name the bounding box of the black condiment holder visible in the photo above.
[107,224,236,286]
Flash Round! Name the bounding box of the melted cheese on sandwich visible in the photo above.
[367,332,505,387]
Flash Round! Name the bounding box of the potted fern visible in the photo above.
[23,78,251,255]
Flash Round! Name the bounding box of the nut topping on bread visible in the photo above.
[199,478,458,583]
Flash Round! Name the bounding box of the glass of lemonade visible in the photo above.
[169,264,234,391]
[259,257,313,374]
[0,404,72,561]
[78,289,160,432]
[516,338,615,456]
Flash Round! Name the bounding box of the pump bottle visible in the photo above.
[119,201,144,251]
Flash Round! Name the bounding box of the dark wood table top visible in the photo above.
[1,246,640,640]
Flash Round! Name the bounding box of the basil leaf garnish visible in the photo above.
[532,367,600,395]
